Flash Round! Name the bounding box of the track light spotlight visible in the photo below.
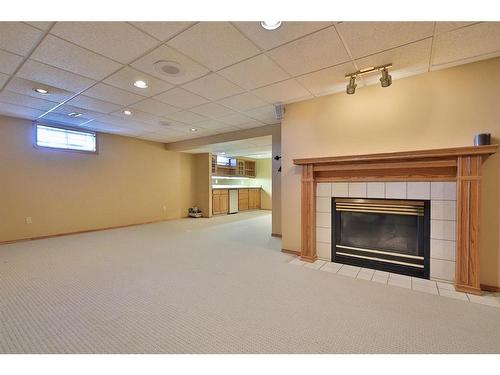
[346,76,357,95]
[380,68,392,88]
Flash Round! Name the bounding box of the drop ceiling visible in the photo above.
[0,21,499,143]
[183,135,272,159]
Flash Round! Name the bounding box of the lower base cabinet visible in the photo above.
[212,189,228,215]
[212,188,261,215]
[238,188,261,211]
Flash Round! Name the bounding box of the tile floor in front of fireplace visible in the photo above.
[289,257,500,308]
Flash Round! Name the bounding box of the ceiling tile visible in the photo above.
[83,83,144,106]
[216,92,268,111]
[218,54,290,90]
[167,22,260,70]
[130,22,195,41]
[0,22,43,56]
[0,90,59,111]
[182,73,244,100]
[111,108,163,127]
[295,61,356,96]
[355,39,432,85]
[218,112,255,126]
[52,104,105,120]
[195,119,230,130]
[25,22,53,31]
[41,112,91,126]
[50,22,159,64]
[267,26,350,77]
[248,136,273,146]
[0,72,9,87]
[16,60,96,92]
[164,110,207,124]
[190,102,235,118]
[434,22,477,34]
[244,105,278,124]
[98,114,149,129]
[251,79,312,104]
[130,98,180,117]
[156,120,193,132]
[131,45,209,85]
[432,22,500,67]
[31,35,122,80]
[5,77,75,103]
[0,50,23,75]
[79,121,133,135]
[233,22,334,51]
[0,102,45,119]
[104,66,173,96]
[66,95,122,114]
[153,87,209,109]
[336,22,434,59]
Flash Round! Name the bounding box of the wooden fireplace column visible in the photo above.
[294,145,498,295]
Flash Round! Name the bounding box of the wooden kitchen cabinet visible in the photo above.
[248,188,261,209]
[240,188,261,210]
[238,189,249,211]
[212,189,229,215]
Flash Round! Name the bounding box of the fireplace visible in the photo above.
[332,198,430,278]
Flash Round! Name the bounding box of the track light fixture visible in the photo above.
[346,76,357,95]
[344,63,392,95]
[379,68,392,88]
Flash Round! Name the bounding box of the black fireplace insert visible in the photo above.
[332,197,430,278]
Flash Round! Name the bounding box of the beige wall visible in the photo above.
[194,153,212,218]
[281,58,500,286]
[255,158,272,210]
[0,116,197,242]
[272,124,282,235]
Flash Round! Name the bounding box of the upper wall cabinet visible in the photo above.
[212,155,256,178]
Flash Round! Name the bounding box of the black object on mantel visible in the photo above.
[474,133,491,146]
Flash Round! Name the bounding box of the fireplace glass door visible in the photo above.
[332,198,430,278]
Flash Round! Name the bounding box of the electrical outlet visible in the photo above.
[25,217,32,224]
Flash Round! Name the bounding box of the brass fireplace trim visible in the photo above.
[335,198,425,216]
[336,251,425,268]
[336,244,424,260]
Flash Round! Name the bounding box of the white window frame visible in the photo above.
[33,122,98,154]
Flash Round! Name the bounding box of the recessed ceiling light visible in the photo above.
[133,80,148,89]
[68,112,82,118]
[190,128,198,132]
[123,110,132,116]
[33,88,49,94]
[220,152,226,155]
[260,21,282,30]
[154,60,185,77]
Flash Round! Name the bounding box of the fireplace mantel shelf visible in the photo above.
[294,145,498,295]
[293,145,498,165]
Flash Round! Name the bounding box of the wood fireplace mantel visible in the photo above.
[293,145,498,295]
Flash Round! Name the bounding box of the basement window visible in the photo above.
[35,124,97,153]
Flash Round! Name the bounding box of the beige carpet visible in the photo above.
[1,211,499,353]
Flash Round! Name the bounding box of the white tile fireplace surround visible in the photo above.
[316,181,457,282]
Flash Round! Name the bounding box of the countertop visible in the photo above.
[212,185,261,189]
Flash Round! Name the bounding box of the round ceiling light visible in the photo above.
[260,21,282,30]
[123,110,132,116]
[133,80,148,89]
[190,128,198,132]
[154,60,185,77]
[33,88,49,95]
